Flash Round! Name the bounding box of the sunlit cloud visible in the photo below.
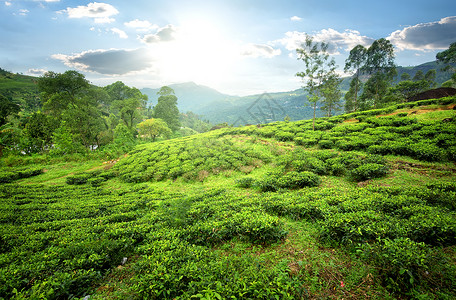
[140,24,177,43]
[124,19,158,31]
[111,28,128,39]
[388,16,456,51]
[5,1,11,6]
[290,16,301,21]
[62,2,119,24]
[278,28,374,54]
[241,44,281,58]
[26,68,47,76]
[18,9,29,16]
[52,48,154,75]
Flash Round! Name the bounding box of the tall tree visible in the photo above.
[0,94,20,126]
[412,70,424,81]
[105,81,147,130]
[344,77,363,113]
[296,34,336,130]
[38,70,90,117]
[320,72,342,117]
[38,71,107,150]
[361,38,396,108]
[424,69,437,88]
[436,42,456,64]
[400,72,411,81]
[344,45,367,112]
[153,86,180,132]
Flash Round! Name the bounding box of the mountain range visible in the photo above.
[141,60,455,125]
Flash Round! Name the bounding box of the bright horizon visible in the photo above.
[1,0,456,96]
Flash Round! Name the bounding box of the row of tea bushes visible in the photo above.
[237,149,390,192]
[0,182,292,299]
[0,183,158,299]
[258,182,456,294]
[0,167,42,183]
[218,96,456,162]
[112,134,272,183]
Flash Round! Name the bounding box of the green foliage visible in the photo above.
[349,163,389,182]
[235,176,256,188]
[1,95,456,299]
[49,122,85,156]
[253,170,321,192]
[153,86,180,132]
[296,34,338,130]
[0,94,20,126]
[360,238,431,292]
[137,118,171,141]
[113,133,271,183]
[436,41,456,64]
[0,167,42,183]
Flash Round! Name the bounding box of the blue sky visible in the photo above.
[1,0,455,95]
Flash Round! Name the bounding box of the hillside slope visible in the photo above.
[1,96,456,299]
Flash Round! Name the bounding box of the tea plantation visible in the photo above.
[1,97,456,299]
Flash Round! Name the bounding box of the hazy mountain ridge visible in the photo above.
[140,60,454,125]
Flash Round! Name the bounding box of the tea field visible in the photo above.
[1,97,456,299]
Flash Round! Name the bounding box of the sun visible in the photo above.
[155,19,239,87]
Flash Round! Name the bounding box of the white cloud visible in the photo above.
[241,44,281,58]
[278,28,374,54]
[388,16,456,51]
[5,1,11,6]
[19,9,29,16]
[94,17,115,24]
[124,19,158,31]
[290,16,301,21]
[63,2,119,23]
[111,28,128,39]
[52,48,154,75]
[140,24,177,44]
[27,68,47,76]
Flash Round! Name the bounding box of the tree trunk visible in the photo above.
[312,102,316,131]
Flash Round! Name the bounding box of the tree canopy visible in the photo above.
[296,34,338,130]
[153,86,180,132]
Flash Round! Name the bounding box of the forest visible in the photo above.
[0,40,456,299]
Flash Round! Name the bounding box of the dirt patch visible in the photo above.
[407,87,456,102]
[391,160,456,175]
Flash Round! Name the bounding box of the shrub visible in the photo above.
[275,131,295,141]
[360,238,431,293]
[236,177,256,188]
[318,139,334,149]
[0,171,19,183]
[255,171,320,192]
[279,171,321,189]
[349,163,388,182]
[0,167,43,183]
[410,142,445,162]
[66,173,90,185]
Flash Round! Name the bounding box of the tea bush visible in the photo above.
[360,238,431,293]
[0,167,43,183]
[349,163,389,182]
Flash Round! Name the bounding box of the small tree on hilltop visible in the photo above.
[153,86,180,132]
[296,34,337,130]
[137,118,171,141]
[344,45,367,112]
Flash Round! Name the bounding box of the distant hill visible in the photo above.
[395,61,455,84]
[0,68,38,96]
[2,60,454,126]
[141,83,326,125]
[141,82,236,113]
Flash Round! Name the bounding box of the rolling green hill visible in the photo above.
[1,96,455,299]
